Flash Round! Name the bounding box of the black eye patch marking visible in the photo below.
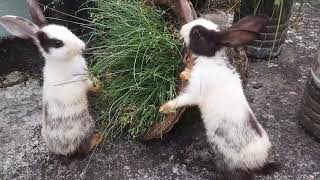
[191,28,200,37]
[36,31,64,53]
[189,26,222,57]
[52,39,64,48]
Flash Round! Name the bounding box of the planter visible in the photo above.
[300,42,320,141]
[1,0,97,76]
[0,1,42,75]
[234,0,294,59]
[39,0,95,39]
[0,0,32,37]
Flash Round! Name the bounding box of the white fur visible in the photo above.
[39,25,85,62]
[41,25,91,114]
[0,5,94,155]
[38,25,94,155]
[165,19,271,170]
[180,18,220,47]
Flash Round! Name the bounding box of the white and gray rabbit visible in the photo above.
[160,16,280,179]
[0,0,101,156]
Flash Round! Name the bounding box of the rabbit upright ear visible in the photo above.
[229,15,268,33]
[0,15,40,39]
[217,30,259,47]
[217,15,268,47]
[27,0,48,27]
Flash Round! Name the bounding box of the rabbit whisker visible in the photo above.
[72,73,87,76]
[53,79,87,86]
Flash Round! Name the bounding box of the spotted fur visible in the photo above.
[0,0,96,156]
[43,101,94,155]
[160,17,278,179]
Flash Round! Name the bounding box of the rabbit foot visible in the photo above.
[180,68,191,81]
[89,132,102,151]
[159,101,176,114]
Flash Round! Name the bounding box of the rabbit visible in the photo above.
[0,0,101,156]
[160,16,280,180]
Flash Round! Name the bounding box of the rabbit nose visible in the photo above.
[80,44,85,51]
[79,45,86,55]
[78,40,85,49]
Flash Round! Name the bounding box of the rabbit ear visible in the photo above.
[217,30,259,47]
[0,15,40,39]
[27,0,48,27]
[216,15,268,47]
[229,15,268,33]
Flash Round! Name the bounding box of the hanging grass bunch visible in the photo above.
[89,0,183,138]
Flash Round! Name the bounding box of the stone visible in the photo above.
[0,71,27,88]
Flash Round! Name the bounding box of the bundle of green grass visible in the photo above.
[89,0,183,138]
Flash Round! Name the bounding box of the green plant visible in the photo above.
[89,0,182,138]
[269,0,284,61]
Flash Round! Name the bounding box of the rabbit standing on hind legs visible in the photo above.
[160,16,281,180]
[0,0,102,156]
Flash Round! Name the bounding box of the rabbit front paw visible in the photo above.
[88,86,101,95]
[180,68,192,81]
[159,101,176,114]
[88,78,102,95]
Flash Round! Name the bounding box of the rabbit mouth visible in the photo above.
[70,48,83,57]
[82,49,89,54]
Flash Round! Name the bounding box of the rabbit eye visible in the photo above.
[52,39,64,48]
[192,28,200,36]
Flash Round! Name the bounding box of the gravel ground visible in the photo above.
[0,0,320,179]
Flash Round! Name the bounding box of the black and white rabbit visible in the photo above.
[160,16,280,179]
[0,0,101,156]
